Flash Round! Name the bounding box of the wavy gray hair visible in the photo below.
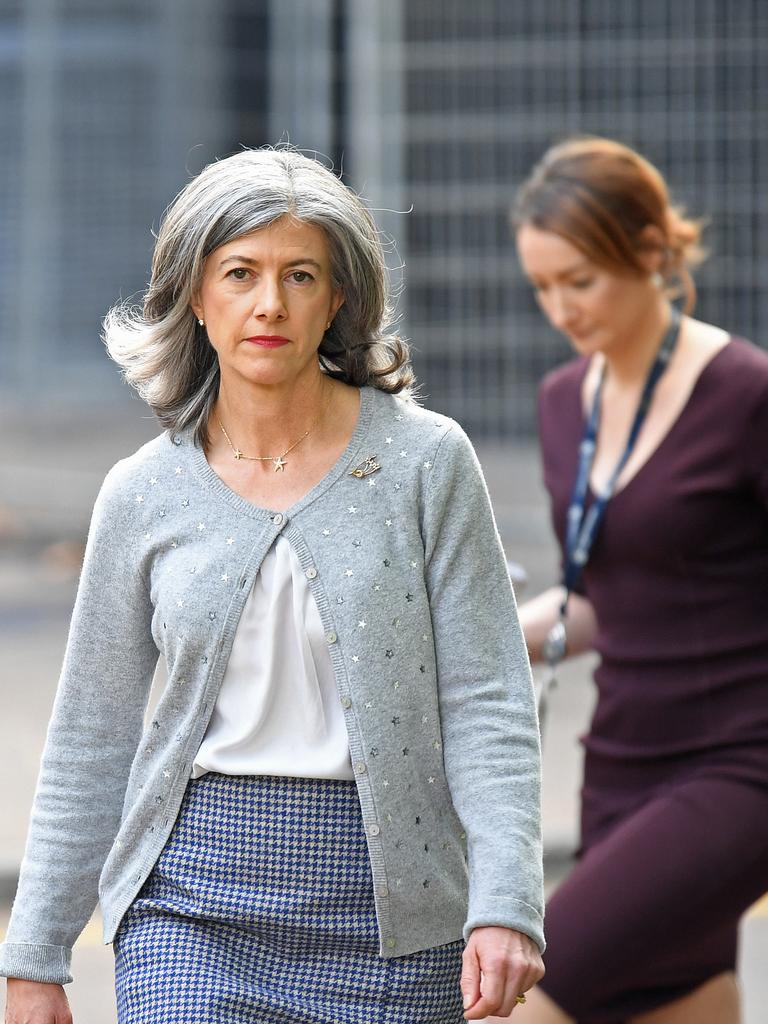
[104,148,413,443]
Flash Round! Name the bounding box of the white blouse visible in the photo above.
[191,535,353,781]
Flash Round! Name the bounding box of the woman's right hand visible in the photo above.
[4,978,72,1023]
[518,586,597,664]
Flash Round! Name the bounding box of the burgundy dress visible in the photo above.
[537,338,768,1022]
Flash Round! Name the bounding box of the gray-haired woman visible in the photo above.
[1,148,544,1024]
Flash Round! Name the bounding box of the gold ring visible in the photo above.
[515,993,527,1005]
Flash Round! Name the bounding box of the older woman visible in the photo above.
[1,148,544,1024]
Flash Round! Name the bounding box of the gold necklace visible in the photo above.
[217,385,332,473]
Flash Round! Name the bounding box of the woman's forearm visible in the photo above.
[518,586,597,664]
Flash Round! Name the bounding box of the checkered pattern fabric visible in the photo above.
[114,773,465,1023]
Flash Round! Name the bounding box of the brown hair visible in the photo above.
[512,137,706,313]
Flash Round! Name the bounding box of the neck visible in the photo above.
[601,299,673,389]
[213,370,332,456]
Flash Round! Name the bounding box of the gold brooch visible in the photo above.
[350,456,381,479]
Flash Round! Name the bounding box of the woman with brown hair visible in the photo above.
[496,137,768,1023]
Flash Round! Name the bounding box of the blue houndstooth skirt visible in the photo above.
[114,773,465,1023]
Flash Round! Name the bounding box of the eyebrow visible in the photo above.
[549,262,591,279]
[218,255,323,271]
[528,261,591,285]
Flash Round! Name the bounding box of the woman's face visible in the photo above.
[516,224,658,359]
[192,216,344,389]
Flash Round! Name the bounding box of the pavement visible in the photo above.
[4,400,761,1022]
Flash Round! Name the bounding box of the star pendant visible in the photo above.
[273,456,287,472]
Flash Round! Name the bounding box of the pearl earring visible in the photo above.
[198,318,205,326]
[651,272,664,289]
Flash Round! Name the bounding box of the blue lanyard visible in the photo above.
[561,307,681,611]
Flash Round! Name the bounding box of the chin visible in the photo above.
[570,329,612,356]
[233,365,291,388]
[568,337,598,356]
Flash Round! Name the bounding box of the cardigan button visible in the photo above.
[354,762,367,775]
[340,696,352,709]
[326,631,337,645]
[386,937,396,949]
[305,567,318,580]
[272,513,284,526]
[378,885,390,899]
[368,823,381,836]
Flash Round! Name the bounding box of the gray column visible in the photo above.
[345,0,407,300]
[268,0,334,155]
[155,0,231,184]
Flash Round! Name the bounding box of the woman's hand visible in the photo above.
[4,978,72,1023]
[460,926,544,1019]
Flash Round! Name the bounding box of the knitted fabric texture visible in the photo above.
[0,387,544,984]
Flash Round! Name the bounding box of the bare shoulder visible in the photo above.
[678,316,768,397]
[682,316,730,359]
[671,316,731,385]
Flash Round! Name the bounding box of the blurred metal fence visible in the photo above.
[0,0,232,400]
[1,0,766,436]
[396,0,768,435]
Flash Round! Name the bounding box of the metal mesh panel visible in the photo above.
[55,62,160,368]
[399,0,768,436]
[3,0,766,436]
[1,0,233,400]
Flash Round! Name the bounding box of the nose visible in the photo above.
[252,276,287,322]
[542,287,576,333]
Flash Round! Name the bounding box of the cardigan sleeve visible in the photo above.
[0,462,158,985]
[422,422,545,952]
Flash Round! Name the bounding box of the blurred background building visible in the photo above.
[2,0,766,436]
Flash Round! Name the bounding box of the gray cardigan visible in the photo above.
[0,387,544,985]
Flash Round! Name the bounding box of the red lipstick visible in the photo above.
[245,335,291,348]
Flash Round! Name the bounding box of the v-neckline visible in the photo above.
[582,339,732,501]
[189,387,375,521]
